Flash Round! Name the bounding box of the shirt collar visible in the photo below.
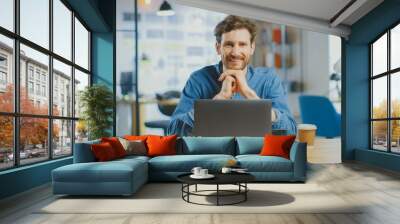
[215,61,254,82]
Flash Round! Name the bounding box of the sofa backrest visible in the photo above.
[235,137,264,155]
[73,139,100,163]
[178,137,236,155]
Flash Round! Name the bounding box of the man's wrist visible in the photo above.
[242,88,259,99]
[213,92,231,100]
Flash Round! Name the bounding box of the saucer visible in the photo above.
[190,174,215,179]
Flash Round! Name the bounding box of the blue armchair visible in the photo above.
[299,95,341,138]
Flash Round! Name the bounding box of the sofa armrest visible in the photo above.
[73,140,100,163]
[289,142,307,181]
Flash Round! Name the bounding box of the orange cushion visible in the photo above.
[101,137,127,158]
[146,135,177,157]
[259,134,296,159]
[91,142,118,161]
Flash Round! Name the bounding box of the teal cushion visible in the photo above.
[236,155,293,172]
[236,137,264,155]
[180,137,235,155]
[149,154,235,172]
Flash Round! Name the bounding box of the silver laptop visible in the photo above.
[192,99,272,137]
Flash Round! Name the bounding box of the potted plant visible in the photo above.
[79,84,113,140]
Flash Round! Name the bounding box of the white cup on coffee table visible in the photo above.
[200,169,208,176]
[221,167,232,173]
[191,167,202,176]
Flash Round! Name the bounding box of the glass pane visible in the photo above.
[372,121,388,151]
[20,117,49,165]
[20,44,49,115]
[53,0,72,60]
[372,33,387,76]
[372,77,387,119]
[0,116,14,170]
[391,120,400,153]
[74,69,89,118]
[74,18,89,70]
[0,0,14,31]
[391,24,400,70]
[0,34,14,113]
[391,72,400,118]
[53,119,72,158]
[53,59,72,117]
[116,0,137,136]
[20,0,49,49]
[75,120,88,143]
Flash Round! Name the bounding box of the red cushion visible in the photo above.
[101,137,127,158]
[146,135,177,157]
[91,142,118,161]
[259,134,296,159]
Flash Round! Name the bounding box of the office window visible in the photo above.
[21,44,49,115]
[19,117,49,165]
[20,0,49,49]
[53,0,72,60]
[0,34,13,113]
[74,18,89,70]
[0,0,14,31]
[0,1,91,170]
[53,119,72,158]
[0,116,13,170]
[391,24,400,70]
[370,22,400,153]
[53,59,72,117]
[74,69,89,118]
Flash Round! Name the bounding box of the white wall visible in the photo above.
[286,30,330,120]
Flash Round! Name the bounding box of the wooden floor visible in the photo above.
[1,162,400,224]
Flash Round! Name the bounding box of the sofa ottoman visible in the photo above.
[52,152,149,195]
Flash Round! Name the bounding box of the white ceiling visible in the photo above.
[224,0,352,22]
[173,0,384,37]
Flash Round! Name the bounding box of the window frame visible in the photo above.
[0,0,92,171]
[369,20,400,154]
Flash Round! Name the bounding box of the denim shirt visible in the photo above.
[167,62,297,136]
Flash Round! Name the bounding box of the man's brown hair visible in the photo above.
[214,15,257,43]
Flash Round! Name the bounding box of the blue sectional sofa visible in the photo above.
[52,137,307,196]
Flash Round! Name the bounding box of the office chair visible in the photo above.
[298,95,341,138]
[144,90,180,135]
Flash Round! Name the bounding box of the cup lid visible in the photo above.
[297,124,317,130]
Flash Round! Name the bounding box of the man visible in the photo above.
[167,15,296,136]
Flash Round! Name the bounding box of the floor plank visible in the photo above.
[1,162,400,224]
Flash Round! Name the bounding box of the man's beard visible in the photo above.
[223,55,249,70]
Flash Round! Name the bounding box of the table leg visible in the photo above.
[217,184,219,206]
[245,183,247,201]
[195,184,197,192]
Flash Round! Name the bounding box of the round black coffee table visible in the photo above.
[177,173,255,206]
